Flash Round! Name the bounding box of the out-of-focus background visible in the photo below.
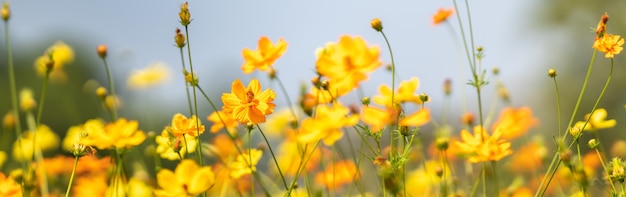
[1,0,625,150]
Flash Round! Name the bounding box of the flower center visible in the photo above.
[246,90,255,103]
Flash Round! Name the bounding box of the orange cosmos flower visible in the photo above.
[241,36,287,74]
[222,79,276,124]
[154,159,215,197]
[169,113,205,137]
[454,126,512,163]
[491,106,539,140]
[207,110,238,134]
[0,173,21,197]
[82,118,146,150]
[316,35,382,97]
[593,34,624,58]
[432,8,454,25]
[315,160,359,191]
[298,103,359,146]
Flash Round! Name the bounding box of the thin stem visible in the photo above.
[552,77,562,137]
[595,148,617,194]
[256,125,288,190]
[36,73,50,127]
[482,163,487,197]
[492,161,499,197]
[274,76,299,126]
[4,18,24,153]
[178,47,194,115]
[64,156,80,197]
[562,49,597,140]
[101,58,117,120]
[464,0,477,69]
[380,30,397,154]
[182,26,204,166]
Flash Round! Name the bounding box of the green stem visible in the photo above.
[36,73,50,127]
[552,77,562,137]
[101,58,117,120]
[595,148,617,194]
[482,163,487,197]
[256,125,288,190]
[64,156,80,197]
[284,141,320,197]
[274,76,299,126]
[182,26,204,166]
[4,16,24,156]
[562,49,597,141]
[379,30,397,155]
[178,47,194,115]
[491,161,499,197]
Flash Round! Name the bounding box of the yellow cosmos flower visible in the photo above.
[405,160,451,196]
[314,160,359,191]
[277,130,322,175]
[34,41,74,77]
[593,34,624,58]
[154,159,215,197]
[574,108,616,132]
[82,118,146,149]
[19,88,36,112]
[0,173,22,197]
[169,113,205,137]
[432,8,454,25]
[454,126,512,163]
[155,128,197,160]
[316,35,382,97]
[241,36,287,74]
[374,77,423,107]
[222,79,276,124]
[360,105,399,133]
[13,124,60,161]
[298,103,359,146]
[491,106,539,140]
[127,62,171,89]
[229,149,263,179]
[207,110,238,134]
[399,108,431,127]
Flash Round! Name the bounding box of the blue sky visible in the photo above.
[6,0,543,130]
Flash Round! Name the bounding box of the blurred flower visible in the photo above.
[34,41,74,80]
[399,108,431,127]
[1,3,9,21]
[229,149,262,179]
[509,139,547,173]
[262,108,297,136]
[241,36,287,74]
[82,118,146,149]
[155,159,215,197]
[491,106,539,140]
[19,88,36,112]
[373,77,423,107]
[207,110,238,134]
[573,108,616,132]
[155,128,197,160]
[13,124,60,161]
[432,8,454,25]
[205,134,241,162]
[73,172,108,197]
[127,177,154,197]
[277,130,322,175]
[3,111,15,129]
[360,105,398,133]
[62,124,87,153]
[298,103,359,146]
[0,151,5,169]
[455,126,512,163]
[593,34,624,58]
[315,160,359,191]
[316,35,382,97]
[169,113,205,137]
[222,79,276,124]
[0,172,22,197]
[127,62,171,89]
[405,160,451,196]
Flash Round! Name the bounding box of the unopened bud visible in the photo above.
[434,166,444,177]
[436,137,450,151]
[461,112,474,126]
[3,111,15,129]
[321,80,330,90]
[370,18,383,32]
[1,3,10,21]
[492,67,500,75]
[268,68,277,79]
[97,45,108,59]
[96,87,108,99]
[175,28,186,48]
[179,2,191,26]
[419,93,429,103]
[443,78,452,95]
[548,69,557,78]
[559,150,572,164]
[361,97,371,106]
[588,139,599,149]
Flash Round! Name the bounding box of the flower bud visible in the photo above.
[548,68,557,78]
[3,111,15,130]
[1,3,10,21]
[588,139,599,149]
[492,67,499,75]
[434,166,444,177]
[361,97,371,106]
[96,87,108,99]
[370,18,383,32]
[174,28,186,48]
[97,44,108,59]
[419,93,429,103]
[179,2,191,26]
[19,89,36,112]
[436,137,450,151]
[443,78,452,96]
[461,112,474,126]
[559,150,572,164]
